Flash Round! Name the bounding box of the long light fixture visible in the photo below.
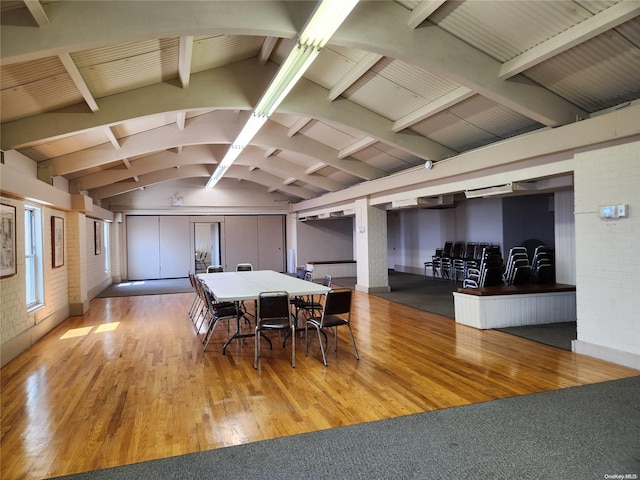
[204,115,268,188]
[205,0,359,189]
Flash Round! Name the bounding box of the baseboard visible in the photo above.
[89,276,113,300]
[355,284,391,294]
[1,304,70,367]
[393,264,426,276]
[572,340,640,370]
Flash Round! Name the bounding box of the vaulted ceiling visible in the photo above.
[2,1,639,205]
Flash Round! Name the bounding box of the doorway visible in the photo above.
[194,222,221,273]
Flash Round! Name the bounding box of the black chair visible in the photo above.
[201,284,239,352]
[511,265,532,285]
[424,248,443,279]
[254,291,295,369]
[236,263,253,272]
[305,288,359,366]
[207,265,224,273]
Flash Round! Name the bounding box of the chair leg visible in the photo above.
[290,325,296,368]
[316,327,328,366]
[347,325,359,360]
[254,329,260,369]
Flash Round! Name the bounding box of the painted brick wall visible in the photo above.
[86,219,110,293]
[0,201,70,344]
[38,208,69,323]
[0,198,27,343]
[574,139,640,356]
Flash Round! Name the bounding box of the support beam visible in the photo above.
[24,0,50,27]
[393,86,474,132]
[58,53,99,112]
[408,0,446,29]
[288,117,311,136]
[178,36,193,88]
[328,52,383,101]
[338,137,377,159]
[259,37,278,65]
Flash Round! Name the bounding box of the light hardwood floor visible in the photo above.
[1,288,638,479]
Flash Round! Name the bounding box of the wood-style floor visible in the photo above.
[1,287,638,479]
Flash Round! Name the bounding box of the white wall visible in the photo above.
[296,218,354,266]
[572,139,640,368]
[390,199,503,276]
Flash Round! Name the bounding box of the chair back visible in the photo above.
[256,291,293,328]
[296,266,308,279]
[323,289,352,318]
[207,265,224,273]
[236,263,253,272]
[258,291,291,323]
[322,275,332,287]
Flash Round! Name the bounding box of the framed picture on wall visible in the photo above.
[52,216,64,268]
[94,221,102,255]
[1,203,17,278]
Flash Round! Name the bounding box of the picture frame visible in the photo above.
[94,221,102,255]
[1,203,17,278]
[52,216,64,268]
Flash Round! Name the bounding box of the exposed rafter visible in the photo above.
[407,0,446,29]
[499,1,640,80]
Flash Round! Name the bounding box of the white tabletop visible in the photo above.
[198,270,331,302]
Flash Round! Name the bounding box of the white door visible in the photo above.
[258,216,285,272]
[224,216,259,271]
[127,216,160,280]
[159,216,190,278]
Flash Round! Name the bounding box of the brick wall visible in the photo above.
[574,139,640,357]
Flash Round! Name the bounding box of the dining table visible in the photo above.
[197,270,332,353]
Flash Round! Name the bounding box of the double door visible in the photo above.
[127,216,191,280]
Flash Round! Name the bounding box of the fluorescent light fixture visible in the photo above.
[205,0,359,188]
[254,45,319,117]
[254,0,358,117]
[300,0,359,48]
[205,115,267,188]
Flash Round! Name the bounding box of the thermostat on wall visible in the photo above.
[600,204,630,219]
[600,205,617,218]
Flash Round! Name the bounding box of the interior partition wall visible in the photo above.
[126,215,191,280]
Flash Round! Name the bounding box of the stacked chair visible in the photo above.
[503,246,531,285]
[530,245,555,284]
[462,245,504,288]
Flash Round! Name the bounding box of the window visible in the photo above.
[103,221,110,273]
[25,206,43,310]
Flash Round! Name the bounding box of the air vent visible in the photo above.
[464,182,536,199]
[391,195,454,209]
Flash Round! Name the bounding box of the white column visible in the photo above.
[354,198,390,293]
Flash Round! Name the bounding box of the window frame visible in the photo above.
[24,205,44,312]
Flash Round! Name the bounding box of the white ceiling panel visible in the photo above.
[111,114,179,139]
[191,35,264,74]
[73,39,180,98]
[525,21,640,112]
[26,130,111,161]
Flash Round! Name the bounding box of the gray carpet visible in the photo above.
[334,271,458,319]
[96,278,193,297]
[335,272,577,351]
[51,376,640,479]
[497,322,577,351]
